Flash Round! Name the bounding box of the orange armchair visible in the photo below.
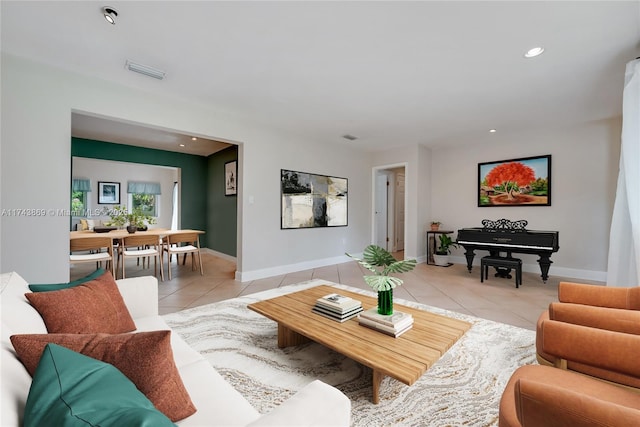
[536,281,640,367]
[539,319,640,390]
[499,365,640,427]
[502,319,640,426]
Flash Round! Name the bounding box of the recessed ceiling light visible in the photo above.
[191,137,197,141]
[524,47,544,58]
[102,6,118,25]
[489,129,497,133]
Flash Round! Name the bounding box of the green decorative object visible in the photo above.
[377,289,393,315]
[24,344,174,427]
[435,234,459,255]
[346,245,417,315]
[107,205,156,230]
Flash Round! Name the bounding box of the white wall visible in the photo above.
[0,54,371,282]
[72,157,177,229]
[430,119,621,281]
[0,53,621,283]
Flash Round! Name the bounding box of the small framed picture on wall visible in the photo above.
[225,161,237,196]
[98,181,120,204]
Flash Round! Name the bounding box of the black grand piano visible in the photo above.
[456,219,559,283]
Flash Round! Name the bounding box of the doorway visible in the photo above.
[372,164,407,254]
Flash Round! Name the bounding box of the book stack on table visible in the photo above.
[358,308,414,338]
[312,293,363,322]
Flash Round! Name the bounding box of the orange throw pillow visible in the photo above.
[24,270,136,334]
[10,330,196,422]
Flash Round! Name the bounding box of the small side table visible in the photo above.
[426,230,454,266]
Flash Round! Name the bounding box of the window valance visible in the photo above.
[127,181,161,195]
[72,179,91,192]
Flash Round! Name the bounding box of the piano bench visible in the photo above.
[481,256,522,288]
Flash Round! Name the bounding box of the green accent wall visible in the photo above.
[71,137,208,237]
[207,146,238,256]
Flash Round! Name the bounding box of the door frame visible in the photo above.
[371,162,409,257]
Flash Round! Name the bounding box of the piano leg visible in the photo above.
[537,255,553,283]
[463,248,476,273]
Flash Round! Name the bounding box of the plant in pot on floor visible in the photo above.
[346,245,417,315]
[433,234,458,266]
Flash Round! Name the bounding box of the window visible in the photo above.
[127,181,161,218]
[71,190,87,216]
[71,178,91,217]
[130,193,158,217]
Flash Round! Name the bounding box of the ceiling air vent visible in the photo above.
[342,134,358,141]
[125,60,166,80]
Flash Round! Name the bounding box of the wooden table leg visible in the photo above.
[372,370,384,404]
[277,324,311,348]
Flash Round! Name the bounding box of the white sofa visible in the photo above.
[1,272,351,426]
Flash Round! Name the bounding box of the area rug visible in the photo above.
[163,279,537,426]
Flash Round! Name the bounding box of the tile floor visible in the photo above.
[71,251,605,331]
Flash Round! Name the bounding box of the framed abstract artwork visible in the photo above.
[281,169,348,229]
[97,181,120,204]
[478,155,551,207]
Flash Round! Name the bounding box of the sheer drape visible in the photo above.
[607,59,640,287]
[171,182,178,230]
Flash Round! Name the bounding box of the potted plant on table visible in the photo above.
[106,205,128,229]
[430,221,441,231]
[346,245,417,315]
[126,208,156,233]
[433,234,458,266]
[107,206,156,233]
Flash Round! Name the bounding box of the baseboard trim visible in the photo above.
[235,253,606,283]
[448,256,607,282]
[201,248,236,263]
[236,254,355,282]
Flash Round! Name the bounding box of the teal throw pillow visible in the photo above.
[24,343,176,427]
[28,268,105,292]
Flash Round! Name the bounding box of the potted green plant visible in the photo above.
[107,206,156,233]
[106,205,128,228]
[126,207,156,233]
[346,245,417,315]
[433,234,458,266]
[430,221,441,231]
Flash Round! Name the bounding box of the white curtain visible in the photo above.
[607,59,640,287]
[170,182,179,230]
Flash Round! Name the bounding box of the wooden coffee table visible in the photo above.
[248,284,471,403]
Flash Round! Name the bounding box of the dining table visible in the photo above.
[69,228,204,242]
[70,228,205,279]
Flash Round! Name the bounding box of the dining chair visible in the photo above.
[119,234,164,281]
[162,232,203,280]
[69,236,114,276]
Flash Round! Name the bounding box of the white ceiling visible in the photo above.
[2,1,639,154]
[71,113,232,156]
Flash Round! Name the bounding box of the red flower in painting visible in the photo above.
[485,162,536,200]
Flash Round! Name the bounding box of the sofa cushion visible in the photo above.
[1,272,47,335]
[28,268,106,292]
[24,270,136,334]
[176,359,261,426]
[24,343,175,427]
[11,330,196,422]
